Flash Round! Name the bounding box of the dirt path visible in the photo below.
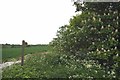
[0,54,29,69]
[0,60,21,69]
[0,52,49,69]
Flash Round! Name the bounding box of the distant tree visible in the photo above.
[11,44,14,48]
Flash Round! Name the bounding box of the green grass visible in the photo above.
[2,45,51,62]
[2,52,107,78]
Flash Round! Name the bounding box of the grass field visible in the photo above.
[2,45,51,62]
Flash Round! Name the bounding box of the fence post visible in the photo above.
[21,40,25,66]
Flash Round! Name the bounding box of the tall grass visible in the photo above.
[2,52,107,78]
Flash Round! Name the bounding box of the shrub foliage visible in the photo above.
[50,2,120,78]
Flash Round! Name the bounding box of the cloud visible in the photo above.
[0,0,76,44]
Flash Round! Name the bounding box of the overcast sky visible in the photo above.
[0,0,76,44]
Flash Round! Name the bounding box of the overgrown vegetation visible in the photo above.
[50,2,120,78]
[3,52,107,78]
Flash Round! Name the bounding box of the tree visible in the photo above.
[73,1,120,77]
[51,1,120,78]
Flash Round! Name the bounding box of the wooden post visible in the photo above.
[21,40,25,66]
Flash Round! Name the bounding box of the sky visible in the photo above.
[0,0,77,44]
